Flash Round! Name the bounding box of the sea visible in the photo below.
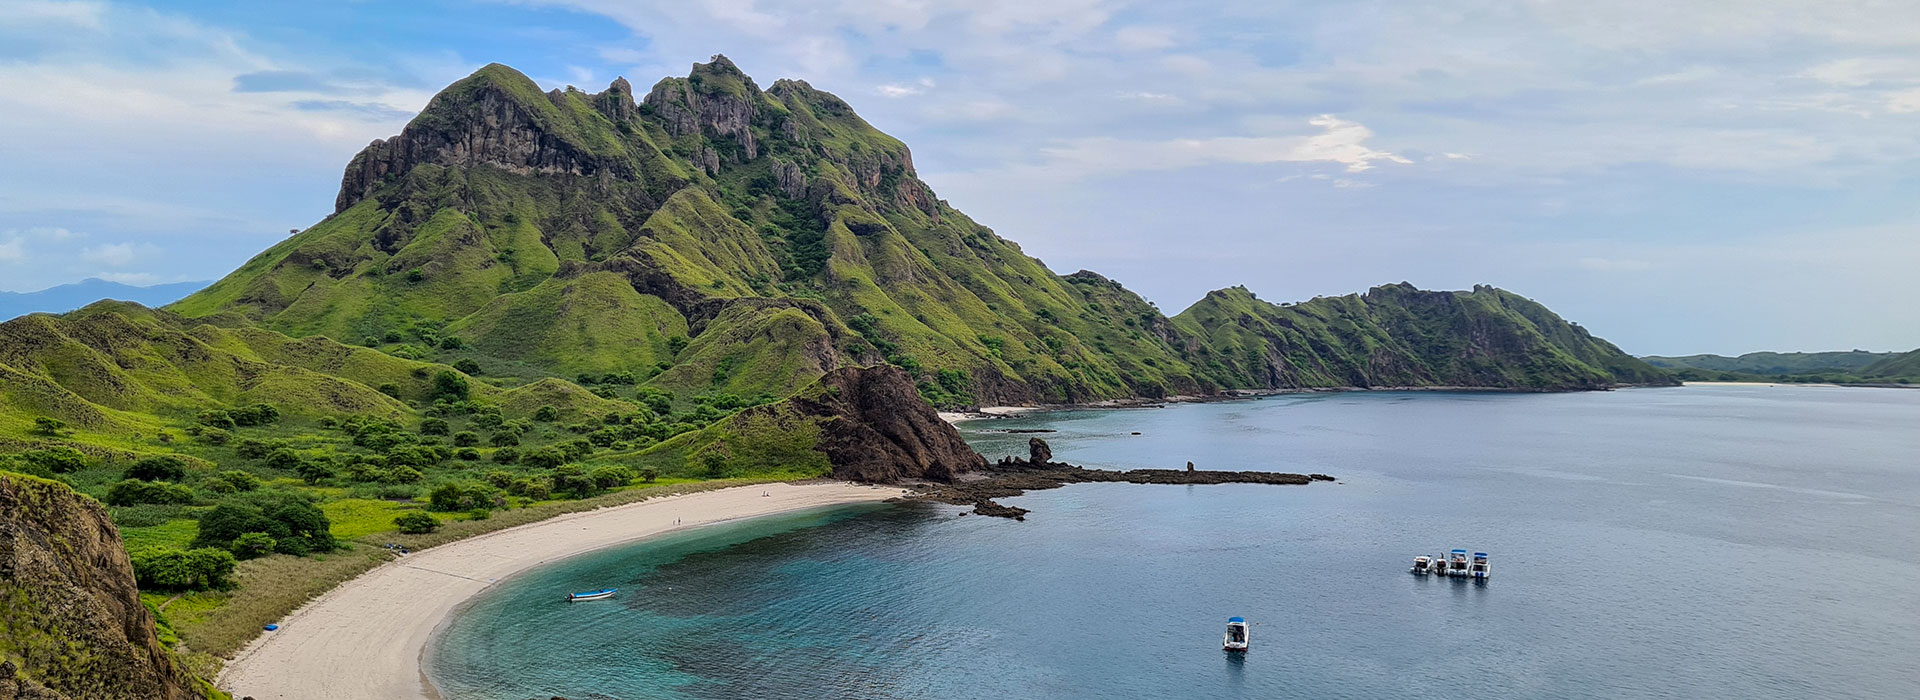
[426,385,1920,699]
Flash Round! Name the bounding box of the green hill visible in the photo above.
[1862,350,1920,379]
[170,56,1663,403]
[1642,351,1893,375]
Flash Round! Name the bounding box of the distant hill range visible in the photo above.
[1641,351,1893,375]
[0,278,207,322]
[1643,350,1919,383]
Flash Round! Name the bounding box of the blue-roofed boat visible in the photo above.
[1223,617,1250,651]
[1446,549,1470,577]
[1469,552,1490,580]
[567,588,617,602]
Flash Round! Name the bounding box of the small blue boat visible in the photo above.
[1223,617,1250,651]
[567,588,617,602]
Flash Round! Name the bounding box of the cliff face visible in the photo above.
[0,473,201,700]
[768,365,985,482]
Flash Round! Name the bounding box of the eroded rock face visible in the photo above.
[0,474,200,700]
[778,366,986,482]
[1028,437,1052,466]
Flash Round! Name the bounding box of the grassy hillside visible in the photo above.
[1862,349,1920,379]
[1643,351,1893,374]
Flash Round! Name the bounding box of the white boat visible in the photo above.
[567,588,617,602]
[1447,549,1470,577]
[1410,555,1434,575]
[1223,617,1250,651]
[1469,552,1490,580]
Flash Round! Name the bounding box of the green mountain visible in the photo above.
[170,56,1664,403]
[1642,350,1893,375]
[1862,349,1920,379]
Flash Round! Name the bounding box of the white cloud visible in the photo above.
[1009,114,1409,180]
[1113,26,1176,51]
[81,242,141,267]
[877,77,935,97]
[1116,90,1182,105]
[0,236,23,262]
[0,0,105,29]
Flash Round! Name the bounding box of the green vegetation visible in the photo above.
[1643,350,1894,375]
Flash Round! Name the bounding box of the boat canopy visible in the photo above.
[1452,549,1467,553]
[1228,617,1245,623]
[1474,552,1487,556]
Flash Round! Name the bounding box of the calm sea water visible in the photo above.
[427,386,1920,699]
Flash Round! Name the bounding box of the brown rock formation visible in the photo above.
[0,473,202,700]
[773,366,986,482]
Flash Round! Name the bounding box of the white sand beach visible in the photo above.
[937,406,1042,424]
[216,481,900,700]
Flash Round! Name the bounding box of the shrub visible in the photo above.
[511,477,552,501]
[215,470,261,492]
[532,405,559,422]
[489,431,521,447]
[197,427,233,446]
[455,447,481,461]
[432,371,470,402]
[590,466,636,489]
[428,481,501,512]
[263,448,303,472]
[421,418,450,435]
[394,511,438,534]
[230,532,277,560]
[20,447,86,474]
[452,431,480,447]
[453,358,482,375]
[193,491,336,555]
[381,466,425,484]
[639,467,659,483]
[491,447,520,464]
[230,403,281,427]
[294,459,334,485]
[30,416,67,437]
[131,548,236,591]
[125,455,189,482]
[467,508,491,521]
[196,409,236,430]
[550,465,598,499]
[234,438,271,460]
[521,447,566,470]
[473,413,505,429]
[439,336,466,350]
[106,480,196,506]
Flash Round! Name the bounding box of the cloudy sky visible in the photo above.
[2,0,1917,355]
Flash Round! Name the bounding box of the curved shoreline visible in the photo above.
[216,482,901,700]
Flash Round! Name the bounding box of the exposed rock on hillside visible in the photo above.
[0,473,203,700]
[764,365,985,482]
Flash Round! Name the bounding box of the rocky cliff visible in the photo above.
[0,473,205,700]
[728,365,985,482]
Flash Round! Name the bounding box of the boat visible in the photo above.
[1223,617,1250,651]
[1469,552,1490,580]
[1410,555,1434,575]
[567,588,617,602]
[1447,549,1470,577]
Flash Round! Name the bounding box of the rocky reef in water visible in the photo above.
[916,438,1332,519]
[0,472,208,700]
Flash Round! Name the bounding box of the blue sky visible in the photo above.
[2,0,1917,355]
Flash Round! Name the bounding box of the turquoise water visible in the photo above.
[428,386,1920,699]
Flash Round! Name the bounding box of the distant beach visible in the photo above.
[216,482,900,700]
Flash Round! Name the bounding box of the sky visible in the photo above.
[1,0,1917,356]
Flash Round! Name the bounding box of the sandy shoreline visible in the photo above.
[216,481,901,700]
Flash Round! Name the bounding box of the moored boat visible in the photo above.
[1469,552,1490,580]
[1447,549,1470,577]
[1223,617,1250,651]
[1410,555,1434,575]
[567,588,617,602]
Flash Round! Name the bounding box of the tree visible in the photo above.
[452,431,480,447]
[429,481,500,512]
[406,267,425,284]
[489,431,520,447]
[294,459,334,485]
[549,464,597,499]
[230,532,277,560]
[696,448,730,479]
[521,447,566,470]
[432,370,470,401]
[639,467,659,483]
[215,470,261,492]
[532,405,559,422]
[439,335,466,350]
[420,418,450,436]
[196,409,236,430]
[30,416,67,437]
[590,466,636,489]
[131,548,236,591]
[125,455,188,482]
[453,358,482,375]
[394,511,438,534]
[491,447,519,464]
[666,335,690,355]
[193,492,336,555]
[106,480,195,506]
[20,447,86,474]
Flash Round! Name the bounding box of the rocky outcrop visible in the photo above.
[1027,437,1052,466]
[918,456,1322,520]
[0,473,202,700]
[773,366,986,482]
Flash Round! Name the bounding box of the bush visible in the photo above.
[394,511,438,534]
[230,403,281,427]
[217,470,262,492]
[230,531,277,560]
[532,405,559,422]
[466,508,491,521]
[381,466,425,484]
[491,447,520,464]
[106,480,196,506]
[549,465,598,499]
[432,371,470,402]
[193,491,335,555]
[451,431,480,447]
[20,446,86,474]
[125,455,188,482]
[294,459,334,485]
[455,447,481,461]
[590,466,636,489]
[197,427,232,446]
[429,481,501,512]
[489,431,521,447]
[196,409,235,430]
[30,417,67,437]
[639,467,659,483]
[263,448,303,472]
[421,418,450,435]
[521,447,566,470]
[440,336,466,350]
[453,358,482,375]
[510,477,552,501]
[131,548,236,591]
